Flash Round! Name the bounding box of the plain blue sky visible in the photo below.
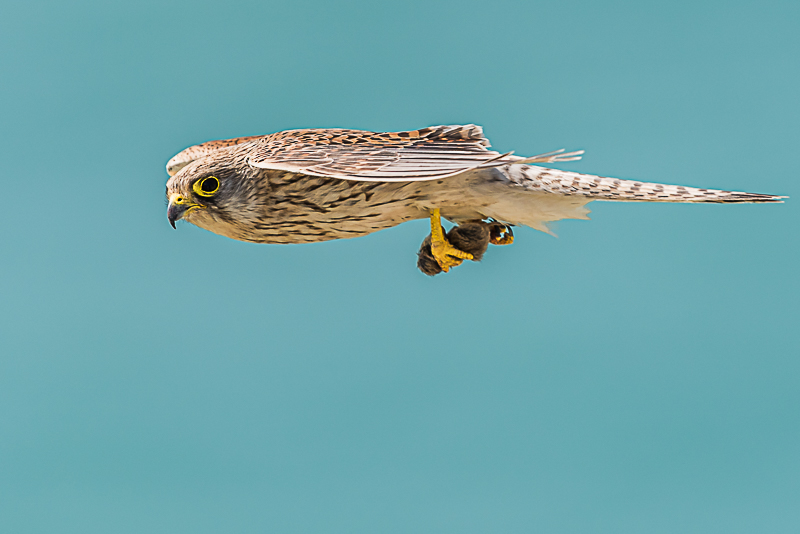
[1,1,798,532]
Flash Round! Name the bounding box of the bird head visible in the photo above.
[165,157,263,241]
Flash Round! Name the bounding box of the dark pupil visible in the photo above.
[201,177,218,193]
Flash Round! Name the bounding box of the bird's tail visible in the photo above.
[472,164,784,234]
[504,164,785,203]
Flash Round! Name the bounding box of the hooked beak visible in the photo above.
[167,193,202,229]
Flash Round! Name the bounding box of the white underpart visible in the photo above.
[475,173,590,234]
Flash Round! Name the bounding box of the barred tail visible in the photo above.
[504,164,785,203]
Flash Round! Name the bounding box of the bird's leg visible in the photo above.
[490,224,514,245]
[429,208,473,272]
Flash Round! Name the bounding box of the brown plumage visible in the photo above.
[165,124,784,272]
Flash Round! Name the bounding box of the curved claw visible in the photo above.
[429,208,473,272]
[431,240,473,272]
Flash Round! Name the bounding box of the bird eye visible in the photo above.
[193,176,220,197]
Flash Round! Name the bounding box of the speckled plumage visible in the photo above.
[165,124,784,252]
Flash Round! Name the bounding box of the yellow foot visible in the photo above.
[429,208,473,272]
[490,225,514,245]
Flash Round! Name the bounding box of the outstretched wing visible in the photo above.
[246,125,582,181]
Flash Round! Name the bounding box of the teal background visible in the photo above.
[1,1,798,532]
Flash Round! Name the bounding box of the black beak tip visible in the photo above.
[169,218,176,229]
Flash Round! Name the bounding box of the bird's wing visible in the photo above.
[167,135,265,176]
[246,125,582,181]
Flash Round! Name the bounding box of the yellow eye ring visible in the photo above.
[193,176,220,197]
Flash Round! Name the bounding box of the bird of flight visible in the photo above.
[165,125,784,275]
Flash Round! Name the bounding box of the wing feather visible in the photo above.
[167,125,583,182]
[245,125,575,181]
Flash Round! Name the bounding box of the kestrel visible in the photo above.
[165,125,783,275]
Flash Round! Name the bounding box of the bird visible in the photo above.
[165,124,784,274]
